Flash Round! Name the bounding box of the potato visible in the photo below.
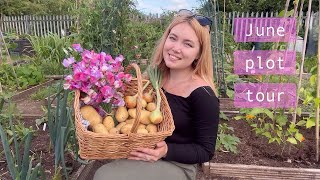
[141,99,147,108]
[128,108,136,119]
[140,110,151,125]
[120,124,133,134]
[115,106,129,122]
[137,128,148,134]
[116,122,127,130]
[103,116,115,130]
[143,93,153,103]
[146,124,157,133]
[92,124,108,134]
[125,119,135,124]
[80,105,102,126]
[125,96,136,109]
[146,102,156,112]
[138,124,146,129]
[109,128,120,134]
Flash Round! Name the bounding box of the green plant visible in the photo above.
[77,0,133,59]
[16,64,45,89]
[27,33,76,75]
[47,82,77,179]
[0,63,45,91]
[216,123,240,153]
[0,108,45,180]
[234,108,304,147]
[31,84,58,101]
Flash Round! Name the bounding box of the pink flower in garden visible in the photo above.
[115,55,124,63]
[62,57,75,67]
[105,72,115,85]
[63,82,71,90]
[72,44,83,52]
[114,80,123,89]
[81,96,91,104]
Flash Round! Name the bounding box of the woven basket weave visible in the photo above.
[74,63,175,159]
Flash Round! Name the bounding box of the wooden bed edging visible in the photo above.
[11,79,55,101]
[203,162,320,179]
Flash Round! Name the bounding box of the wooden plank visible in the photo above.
[231,11,236,35]
[11,79,55,101]
[0,16,3,32]
[41,16,44,36]
[8,16,12,32]
[207,163,320,179]
[63,15,67,36]
[66,15,70,31]
[16,16,20,35]
[20,16,25,34]
[53,15,57,35]
[32,16,37,36]
[19,16,23,35]
[59,15,63,36]
[15,16,19,34]
[24,16,28,34]
[49,15,53,34]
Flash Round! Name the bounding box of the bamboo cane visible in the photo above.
[292,0,313,124]
[315,5,320,162]
[0,42,3,64]
[0,31,12,64]
[274,0,291,50]
[292,0,305,51]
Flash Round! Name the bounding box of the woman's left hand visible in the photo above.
[128,141,168,162]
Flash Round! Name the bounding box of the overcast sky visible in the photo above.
[135,0,202,14]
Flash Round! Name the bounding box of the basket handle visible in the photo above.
[125,63,143,134]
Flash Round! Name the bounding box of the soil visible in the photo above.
[211,118,320,168]
[0,84,81,180]
[0,115,81,180]
[1,87,319,179]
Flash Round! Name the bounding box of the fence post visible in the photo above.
[0,14,3,32]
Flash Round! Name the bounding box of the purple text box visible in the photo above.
[234,83,296,108]
[234,18,296,42]
[234,50,296,75]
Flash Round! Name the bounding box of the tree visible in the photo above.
[215,0,318,13]
[0,0,77,16]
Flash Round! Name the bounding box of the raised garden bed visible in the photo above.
[2,92,320,179]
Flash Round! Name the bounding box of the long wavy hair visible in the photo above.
[150,15,218,96]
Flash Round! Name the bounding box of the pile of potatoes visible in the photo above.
[80,97,159,135]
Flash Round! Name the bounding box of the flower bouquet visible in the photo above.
[63,44,132,128]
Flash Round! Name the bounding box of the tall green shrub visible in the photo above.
[77,0,133,62]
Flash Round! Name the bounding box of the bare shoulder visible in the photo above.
[189,76,210,92]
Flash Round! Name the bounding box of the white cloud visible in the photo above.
[166,0,189,11]
[136,0,200,14]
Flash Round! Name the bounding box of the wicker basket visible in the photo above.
[74,63,175,159]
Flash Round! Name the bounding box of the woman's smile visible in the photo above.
[163,22,200,70]
[168,53,181,61]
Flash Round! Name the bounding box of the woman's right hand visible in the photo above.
[128,141,168,162]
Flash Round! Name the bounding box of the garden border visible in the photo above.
[12,79,56,101]
[203,162,320,179]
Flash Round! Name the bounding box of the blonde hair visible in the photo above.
[150,15,218,96]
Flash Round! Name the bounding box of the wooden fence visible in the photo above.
[0,12,314,37]
[0,15,74,37]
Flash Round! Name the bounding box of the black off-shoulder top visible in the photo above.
[162,86,220,164]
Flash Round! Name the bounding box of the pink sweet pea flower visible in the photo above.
[114,80,123,89]
[115,55,124,63]
[62,57,75,67]
[72,44,83,52]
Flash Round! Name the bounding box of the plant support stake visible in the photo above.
[292,0,313,124]
[316,4,320,162]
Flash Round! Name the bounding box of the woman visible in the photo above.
[94,9,220,180]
